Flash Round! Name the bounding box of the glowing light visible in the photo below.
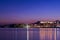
[40,21,47,23]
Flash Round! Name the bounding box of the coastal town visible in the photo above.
[0,20,60,28]
[29,20,60,28]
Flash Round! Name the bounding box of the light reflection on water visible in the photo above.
[0,28,27,40]
[29,28,60,40]
[56,28,60,40]
[0,28,60,40]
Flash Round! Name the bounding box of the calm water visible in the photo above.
[0,28,27,40]
[29,28,60,40]
[0,28,60,40]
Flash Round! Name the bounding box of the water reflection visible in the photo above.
[29,28,57,40]
[56,28,60,40]
[0,28,27,40]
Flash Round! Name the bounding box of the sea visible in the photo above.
[0,28,60,40]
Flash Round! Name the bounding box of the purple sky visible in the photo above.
[0,0,60,24]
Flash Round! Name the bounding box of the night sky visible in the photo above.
[0,0,60,24]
